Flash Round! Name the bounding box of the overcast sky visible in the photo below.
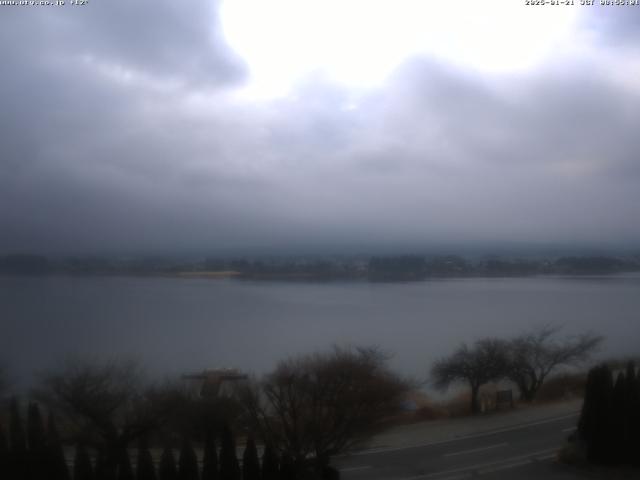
[1,1,640,255]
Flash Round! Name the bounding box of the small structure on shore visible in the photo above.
[495,389,515,410]
[182,368,248,398]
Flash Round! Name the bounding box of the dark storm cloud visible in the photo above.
[267,56,640,247]
[0,0,245,85]
[1,1,640,254]
[0,0,255,253]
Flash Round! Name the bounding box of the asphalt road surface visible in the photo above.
[335,413,589,480]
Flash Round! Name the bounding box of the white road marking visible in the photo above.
[477,459,531,475]
[443,442,508,457]
[435,474,471,480]
[536,453,557,461]
[340,465,372,472]
[350,412,579,457]
[403,448,557,479]
[562,427,576,433]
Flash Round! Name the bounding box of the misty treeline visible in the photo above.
[0,346,410,479]
[1,253,639,279]
[368,255,639,280]
[431,326,603,414]
[572,362,640,466]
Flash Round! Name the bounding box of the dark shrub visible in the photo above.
[178,438,199,480]
[610,372,627,464]
[242,435,260,480]
[74,444,95,480]
[219,425,240,480]
[202,433,219,480]
[117,448,134,480]
[136,437,157,480]
[260,443,279,480]
[47,412,71,480]
[159,447,178,480]
[95,447,117,480]
[278,453,295,480]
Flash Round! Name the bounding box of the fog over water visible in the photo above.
[2,274,639,388]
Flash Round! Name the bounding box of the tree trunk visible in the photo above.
[470,384,481,415]
[519,384,535,402]
[522,379,542,402]
[516,375,538,402]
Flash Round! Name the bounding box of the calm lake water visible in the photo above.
[1,274,639,386]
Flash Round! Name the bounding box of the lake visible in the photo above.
[1,274,639,387]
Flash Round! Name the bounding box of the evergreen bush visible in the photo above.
[136,437,157,480]
[159,446,178,480]
[117,448,135,480]
[278,453,295,480]
[219,425,240,480]
[9,399,26,455]
[47,412,71,480]
[202,433,219,480]
[27,402,48,480]
[178,438,199,480]
[610,372,627,464]
[577,363,640,466]
[242,435,260,480]
[95,447,117,480]
[0,423,9,478]
[260,443,279,480]
[74,444,95,480]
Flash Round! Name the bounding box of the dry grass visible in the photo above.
[557,441,586,465]
[536,372,586,403]
[389,374,588,427]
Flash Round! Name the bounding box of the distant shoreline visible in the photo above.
[2,253,639,281]
[2,269,640,283]
[176,270,242,278]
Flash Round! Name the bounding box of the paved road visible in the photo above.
[335,413,583,480]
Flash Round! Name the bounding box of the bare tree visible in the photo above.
[145,380,243,440]
[239,346,409,476]
[506,325,603,402]
[431,338,509,415]
[33,359,171,467]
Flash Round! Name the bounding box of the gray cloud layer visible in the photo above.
[1,2,639,254]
